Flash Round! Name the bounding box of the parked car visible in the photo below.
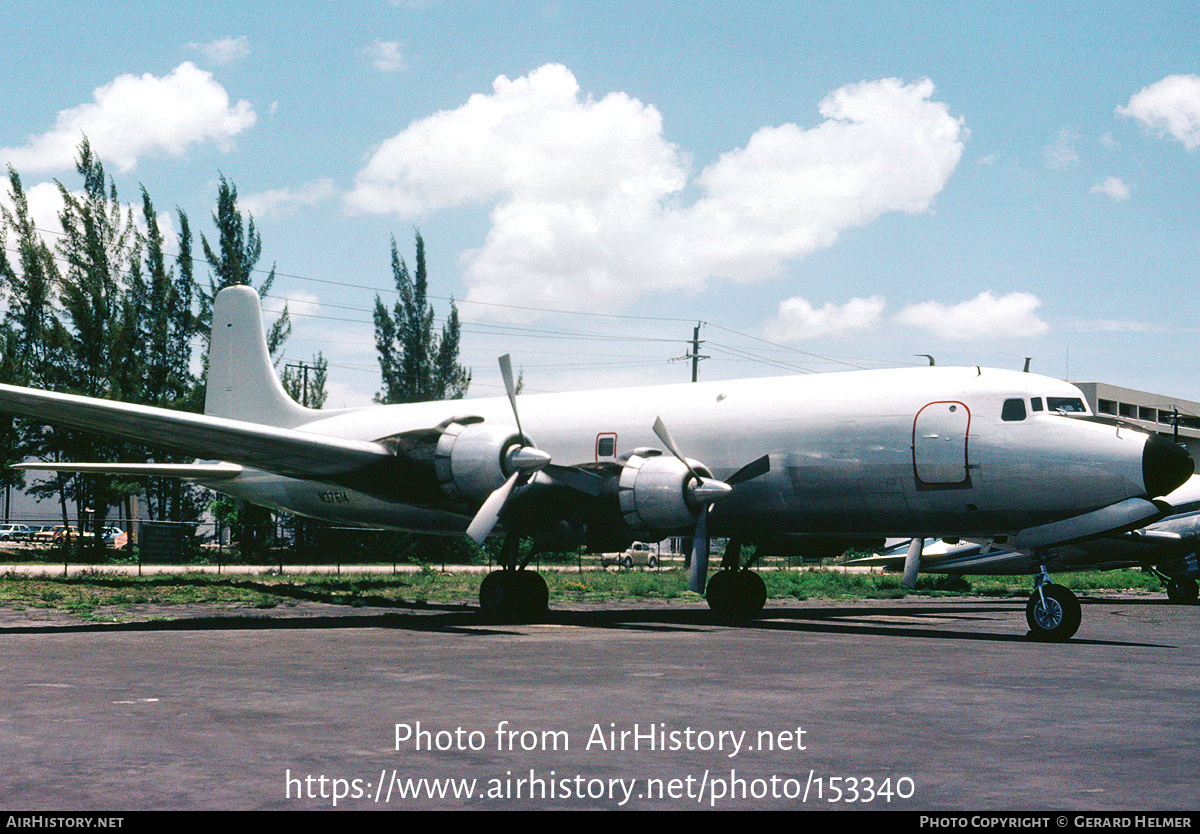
[600,542,659,568]
[0,524,35,542]
[101,527,128,549]
[34,525,85,543]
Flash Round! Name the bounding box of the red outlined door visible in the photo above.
[913,401,970,485]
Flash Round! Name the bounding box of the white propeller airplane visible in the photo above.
[0,285,1192,639]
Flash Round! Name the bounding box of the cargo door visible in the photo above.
[913,401,970,485]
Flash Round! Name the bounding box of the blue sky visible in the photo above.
[2,1,1198,408]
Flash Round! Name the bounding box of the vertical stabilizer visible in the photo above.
[204,285,311,428]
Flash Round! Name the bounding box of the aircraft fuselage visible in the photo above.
[207,365,1175,543]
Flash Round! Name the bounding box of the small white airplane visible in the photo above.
[0,285,1192,640]
[850,473,1200,612]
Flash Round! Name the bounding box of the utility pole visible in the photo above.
[285,361,311,407]
[688,322,709,382]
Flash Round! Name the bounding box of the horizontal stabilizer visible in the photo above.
[14,462,244,481]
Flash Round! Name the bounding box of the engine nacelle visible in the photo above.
[435,422,525,503]
[617,454,713,533]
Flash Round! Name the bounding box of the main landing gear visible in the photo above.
[1025,567,1081,642]
[1165,577,1199,605]
[478,533,549,622]
[479,569,548,622]
[703,539,767,620]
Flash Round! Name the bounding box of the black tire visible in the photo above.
[648,556,658,569]
[1166,577,1199,604]
[1025,584,1082,642]
[704,569,736,617]
[705,570,766,620]
[622,556,633,568]
[514,570,549,617]
[479,570,547,622]
[733,571,767,619]
[479,570,514,619]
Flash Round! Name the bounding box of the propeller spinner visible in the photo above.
[651,416,770,593]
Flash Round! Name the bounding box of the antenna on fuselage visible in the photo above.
[1023,357,1032,373]
[916,354,935,366]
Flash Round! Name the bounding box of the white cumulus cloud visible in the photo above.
[894,291,1048,341]
[241,179,340,218]
[347,65,965,318]
[1091,176,1131,201]
[192,36,251,65]
[1043,129,1080,169]
[0,62,256,173]
[363,40,407,72]
[1118,74,1200,149]
[764,296,885,341]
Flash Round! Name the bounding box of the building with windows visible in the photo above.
[1074,382,1200,459]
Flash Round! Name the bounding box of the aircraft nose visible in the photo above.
[1143,434,1194,497]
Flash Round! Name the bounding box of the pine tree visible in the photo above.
[53,139,144,550]
[374,233,470,403]
[0,166,61,387]
[198,175,290,367]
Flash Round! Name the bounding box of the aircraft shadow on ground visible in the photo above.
[0,594,1176,648]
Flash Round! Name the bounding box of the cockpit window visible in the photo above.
[1046,397,1086,413]
[1031,397,1044,412]
[1002,398,1027,421]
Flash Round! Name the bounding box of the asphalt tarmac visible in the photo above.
[0,593,1197,811]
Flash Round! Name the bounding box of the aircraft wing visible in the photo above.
[15,462,244,481]
[0,383,391,480]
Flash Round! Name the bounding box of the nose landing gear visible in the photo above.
[1025,567,1081,642]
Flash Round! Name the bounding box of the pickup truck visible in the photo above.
[600,542,659,569]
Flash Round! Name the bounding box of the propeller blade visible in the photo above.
[466,471,522,544]
[726,454,770,486]
[499,354,523,442]
[652,416,702,482]
[688,506,710,593]
[902,537,923,589]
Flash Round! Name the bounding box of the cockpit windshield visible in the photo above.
[1046,396,1087,413]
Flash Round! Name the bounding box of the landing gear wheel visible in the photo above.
[479,570,514,619]
[514,570,549,616]
[734,570,767,619]
[705,570,766,620]
[1026,584,1081,642]
[1166,577,1199,604]
[479,570,548,622]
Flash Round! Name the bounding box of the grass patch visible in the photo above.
[0,567,1172,621]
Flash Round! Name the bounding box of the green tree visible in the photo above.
[53,139,145,550]
[138,190,204,522]
[0,166,61,386]
[0,167,65,521]
[374,232,470,403]
[198,175,290,364]
[282,353,328,409]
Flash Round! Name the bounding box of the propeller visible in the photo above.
[466,355,548,544]
[466,355,604,545]
[651,416,770,593]
[901,537,923,588]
